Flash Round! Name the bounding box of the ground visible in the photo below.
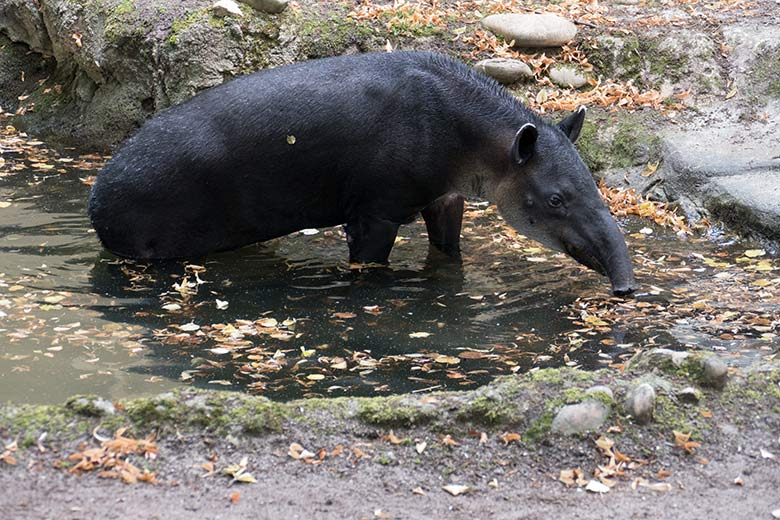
[1,364,779,519]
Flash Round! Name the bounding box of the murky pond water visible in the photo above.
[1,136,778,404]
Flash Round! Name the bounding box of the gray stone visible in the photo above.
[70,397,116,416]
[242,0,289,14]
[585,385,614,402]
[551,400,610,435]
[480,14,577,48]
[624,383,656,424]
[212,0,243,17]
[474,58,533,84]
[637,374,674,395]
[0,0,52,53]
[677,386,702,403]
[700,356,728,388]
[549,64,589,89]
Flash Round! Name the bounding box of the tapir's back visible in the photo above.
[88,52,502,259]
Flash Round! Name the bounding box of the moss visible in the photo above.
[296,12,377,59]
[750,45,780,98]
[576,119,612,172]
[0,404,90,439]
[125,394,178,424]
[457,394,519,425]
[653,395,701,437]
[231,399,288,434]
[104,0,148,44]
[356,396,435,427]
[576,113,662,173]
[66,395,113,417]
[582,34,691,88]
[523,410,555,444]
[167,10,208,46]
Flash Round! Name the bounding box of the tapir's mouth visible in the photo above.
[564,242,607,276]
[563,241,637,297]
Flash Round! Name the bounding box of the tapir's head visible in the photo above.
[491,107,637,296]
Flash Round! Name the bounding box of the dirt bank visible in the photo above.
[2,356,779,519]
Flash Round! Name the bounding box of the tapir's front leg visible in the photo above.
[422,193,465,257]
[345,216,400,264]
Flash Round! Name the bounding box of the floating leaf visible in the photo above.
[409,332,432,338]
[178,322,200,332]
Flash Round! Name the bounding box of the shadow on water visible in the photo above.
[1,154,777,404]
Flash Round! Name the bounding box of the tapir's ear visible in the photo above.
[557,106,587,143]
[512,123,538,165]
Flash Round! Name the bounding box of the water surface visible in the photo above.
[1,137,777,404]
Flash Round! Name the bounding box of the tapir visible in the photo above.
[88,51,637,296]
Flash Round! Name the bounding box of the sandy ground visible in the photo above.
[2,423,779,520]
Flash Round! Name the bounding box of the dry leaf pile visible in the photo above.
[598,180,692,234]
[67,428,159,484]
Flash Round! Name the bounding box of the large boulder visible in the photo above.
[480,13,577,48]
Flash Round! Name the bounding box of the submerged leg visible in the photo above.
[344,216,400,264]
[421,193,465,257]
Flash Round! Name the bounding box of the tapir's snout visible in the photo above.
[562,210,638,298]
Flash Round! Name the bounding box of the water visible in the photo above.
[1,139,778,404]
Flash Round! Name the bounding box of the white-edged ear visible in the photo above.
[512,123,538,165]
[557,106,587,143]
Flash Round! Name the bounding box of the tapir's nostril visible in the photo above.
[612,285,637,297]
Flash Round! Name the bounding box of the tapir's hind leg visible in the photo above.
[345,216,400,264]
[422,193,465,257]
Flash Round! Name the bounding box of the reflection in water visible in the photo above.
[0,160,778,404]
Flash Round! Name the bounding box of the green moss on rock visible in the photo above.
[356,396,436,427]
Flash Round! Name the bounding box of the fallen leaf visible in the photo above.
[442,484,470,496]
[216,299,229,310]
[178,322,200,332]
[500,432,521,446]
[229,492,241,503]
[415,441,427,454]
[411,487,426,496]
[585,480,610,493]
[409,332,432,338]
[673,431,701,454]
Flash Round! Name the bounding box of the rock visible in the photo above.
[0,0,51,53]
[212,0,243,17]
[585,385,614,402]
[480,14,577,48]
[551,400,610,435]
[242,0,289,14]
[624,383,656,424]
[677,386,702,403]
[474,58,533,84]
[68,396,116,417]
[548,64,589,88]
[629,348,691,371]
[637,374,674,395]
[613,0,640,4]
[700,356,728,388]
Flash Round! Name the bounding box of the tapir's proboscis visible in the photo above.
[89,51,637,296]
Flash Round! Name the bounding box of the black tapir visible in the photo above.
[88,51,637,296]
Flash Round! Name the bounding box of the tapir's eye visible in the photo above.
[548,194,564,208]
